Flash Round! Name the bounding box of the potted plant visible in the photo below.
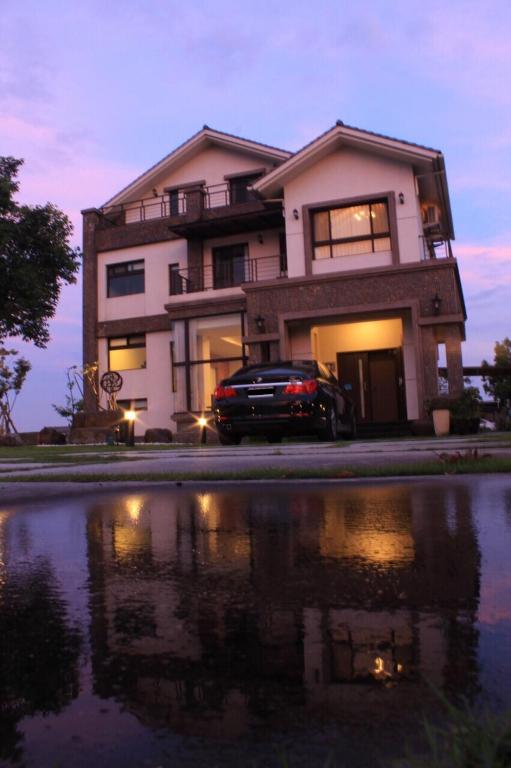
[426,396,453,437]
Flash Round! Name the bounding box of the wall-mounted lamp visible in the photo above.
[257,233,264,244]
[255,314,266,333]
[398,192,405,205]
[292,208,299,220]
[432,293,442,316]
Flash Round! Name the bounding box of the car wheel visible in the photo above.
[267,435,282,444]
[319,405,337,441]
[218,432,242,446]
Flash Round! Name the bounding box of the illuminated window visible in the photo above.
[312,200,390,259]
[108,335,146,371]
[107,260,145,297]
[117,398,148,412]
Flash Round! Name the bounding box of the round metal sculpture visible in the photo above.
[100,371,123,410]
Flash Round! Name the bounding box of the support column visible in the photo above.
[445,325,464,396]
[82,209,100,411]
[420,325,439,405]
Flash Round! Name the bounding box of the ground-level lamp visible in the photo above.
[198,415,208,445]
[125,409,136,447]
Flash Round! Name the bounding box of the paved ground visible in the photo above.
[0,434,508,486]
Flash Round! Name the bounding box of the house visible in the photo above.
[82,122,466,440]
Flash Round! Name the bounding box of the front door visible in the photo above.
[337,349,404,423]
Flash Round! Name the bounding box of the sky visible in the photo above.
[1,0,511,431]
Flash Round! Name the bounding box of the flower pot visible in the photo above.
[432,409,450,437]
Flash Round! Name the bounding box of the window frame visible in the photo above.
[106,259,145,298]
[312,199,390,260]
[108,334,147,371]
[303,192,399,273]
[173,312,247,411]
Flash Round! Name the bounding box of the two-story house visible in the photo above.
[82,122,466,440]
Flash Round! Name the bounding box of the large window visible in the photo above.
[108,335,146,371]
[173,313,246,412]
[107,260,145,297]
[312,200,390,260]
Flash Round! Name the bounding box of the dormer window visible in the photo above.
[312,200,390,259]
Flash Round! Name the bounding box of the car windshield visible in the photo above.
[230,362,316,380]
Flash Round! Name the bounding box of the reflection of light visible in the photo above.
[397,663,403,673]
[198,493,213,516]
[220,336,242,348]
[126,496,143,523]
[373,656,391,679]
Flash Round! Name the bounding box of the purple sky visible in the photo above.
[2,0,511,431]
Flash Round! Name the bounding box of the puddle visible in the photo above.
[1,477,510,767]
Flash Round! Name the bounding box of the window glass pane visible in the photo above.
[109,347,146,371]
[189,314,242,361]
[107,261,145,298]
[371,203,389,234]
[332,239,373,258]
[330,205,371,240]
[313,211,330,242]
[191,359,242,411]
[314,245,331,260]
[373,236,391,252]
[109,337,128,348]
[213,244,247,288]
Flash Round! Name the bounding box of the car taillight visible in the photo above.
[283,379,318,395]
[214,385,237,399]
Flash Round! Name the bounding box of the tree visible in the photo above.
[0,348,31,434]
[0,157,80,347]
[482,338,511,410]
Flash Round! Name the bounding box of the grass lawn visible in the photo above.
[2,456,511,482]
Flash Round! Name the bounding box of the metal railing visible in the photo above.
[419,236,453,260]
[169,253,287,295]
[101,182,260,226]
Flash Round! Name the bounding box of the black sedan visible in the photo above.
[212,360,356,445]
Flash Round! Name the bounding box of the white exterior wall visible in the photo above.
[98,240,187,321]
[283,147,421,278]
[142,146,277,199]
[98,332,175,436]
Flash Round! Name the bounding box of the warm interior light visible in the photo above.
[125,410,136,422]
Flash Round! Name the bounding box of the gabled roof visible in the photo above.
[252,121,443,198]
[103,127,292,207]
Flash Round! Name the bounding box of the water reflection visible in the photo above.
[84,484,481,742]
[1,479,509,767]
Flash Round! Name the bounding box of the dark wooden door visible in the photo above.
[337,351,369,422]
[337,348,404,423]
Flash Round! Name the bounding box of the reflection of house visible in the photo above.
[86,484,480,738]
[82,123,466,438]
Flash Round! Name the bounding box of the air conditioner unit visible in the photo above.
[422,204,441,229]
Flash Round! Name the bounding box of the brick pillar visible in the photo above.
[420,325,439,405]
[445,325,464,396]
[82,209,100,411]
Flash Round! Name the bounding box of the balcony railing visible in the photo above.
[169,253,287,295]
[101,182,260,226]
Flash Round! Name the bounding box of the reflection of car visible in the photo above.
[213,360,356,445]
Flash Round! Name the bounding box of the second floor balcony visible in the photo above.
[169,253,288,296]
